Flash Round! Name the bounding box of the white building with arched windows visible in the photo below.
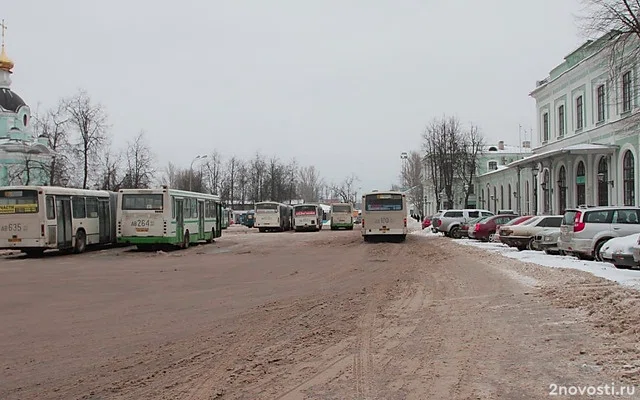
[474,30,640,216]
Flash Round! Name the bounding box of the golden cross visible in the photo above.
[0,19,6,46]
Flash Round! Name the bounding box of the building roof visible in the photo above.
[483,144,533,154]
[508,143,618,168]
[0,88,25,112]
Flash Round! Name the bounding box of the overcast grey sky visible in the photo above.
[4,0,587,194]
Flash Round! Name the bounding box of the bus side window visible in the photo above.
[85,197,98,218]
[171,196,175,219]
[72,196,86,219]
[192,199,198,218]
[46,195,55,220]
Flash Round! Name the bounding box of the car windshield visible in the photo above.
[502,216,528,226]
[519,216,540,226]
[477,216,492,224]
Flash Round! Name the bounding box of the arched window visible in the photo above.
[500,185,504,210]
[486,187,490,210]
[576,161,586,206]
[508,183,512,210]
[525,181,530,214]
[558,166,567,214]
[623,150,635,206]
[542,169,551,214]
[597,157,608,206]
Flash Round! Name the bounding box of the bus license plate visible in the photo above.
[8,238,21,242]
[136,227,149,232]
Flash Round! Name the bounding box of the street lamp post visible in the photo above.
[190,154,208,191]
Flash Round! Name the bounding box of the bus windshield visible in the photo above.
[332,205,351,213]
[0,189,39,214]
[256,203,278,212]
[122,194,163,210]
[365,194,403,211]
[295,205,317,215]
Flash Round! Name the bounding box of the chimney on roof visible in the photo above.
[522,140,531,148]
[498,141,504,150]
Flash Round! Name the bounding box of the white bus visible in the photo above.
[361,191,407,242]
[254,201,292,232]
[116,186,222,250]
[0,185,117,256]
[292,203,323,232]
[330,202,354,230]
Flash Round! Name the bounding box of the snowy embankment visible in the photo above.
[411,228,640,291]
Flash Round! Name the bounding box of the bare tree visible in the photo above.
[331,174,359,203]
[298,165,323,202]
[456,124,484,208]
[161,162,179,188]
[121,131,155,189]
[96,147,123,191]
[422,115,464,209]
[236,161,249,206]
[400,151,424,216]
[249,152,266,202]
[64,89,109,189]
[226,156,239,206]
[31,101,72,186]
[203,150,224,195]
[580,0,640,38]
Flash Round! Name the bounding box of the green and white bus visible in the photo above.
[330,202,354,230]
[221,207,231,229]
[116,186,222,250]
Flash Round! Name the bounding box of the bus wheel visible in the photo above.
[74,230,87,254]
[183,232,190,249]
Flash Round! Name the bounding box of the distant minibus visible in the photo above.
[117,186,222,249]
[0,185,117,256]
[361,191,407,242]
[254,201,291,232]
[293,203,323,232]
[330,202,354,230]
[221,207,231,229]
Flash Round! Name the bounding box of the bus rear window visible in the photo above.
[122,194,163,210]
[295,205,317,215]
[0,189,39,214]
[256,203,278,212]
[365,194,403,211]
[332,205,351,213]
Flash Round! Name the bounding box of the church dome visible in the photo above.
[0,45,12,72]
[0,88,25,112]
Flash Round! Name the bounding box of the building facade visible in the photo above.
[0,23,52,186]
[422,140,532,216]
[475,31,640,216]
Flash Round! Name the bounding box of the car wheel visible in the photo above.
[526,237,535,251]
[594,239,610,262]
[488,232,496,242]
[449,226,461,239]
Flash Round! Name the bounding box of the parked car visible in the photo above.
[471,214,519,242]
[430,212,443,233]
[533,228,563,255]
[433,209,494,238]
[600,233,640,268]
[422,215,432,230]
[494,215,534,243]
[499,215,563,250]
[558,206,640,261]
[460,216,486,238]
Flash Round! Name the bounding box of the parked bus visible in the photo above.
[330,202,354,230]
[116,186,222,249]
[361,191,407,242]
[221,208,231,229]
[292,203,323,232]
[254,201,291,232]
[0,185,117,256]
[245,210,255,228]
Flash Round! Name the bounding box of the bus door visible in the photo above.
[55,196,73,248]
[97,199,111,243]
[216,203,222,236]
[198,200,205,239]
[175,199,184,243]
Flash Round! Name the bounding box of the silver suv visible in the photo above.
[433,209,494,238]
[558,206,640,261]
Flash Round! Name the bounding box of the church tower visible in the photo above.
[0,19,52,186]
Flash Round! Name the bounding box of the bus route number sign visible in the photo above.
[375,217,390,224]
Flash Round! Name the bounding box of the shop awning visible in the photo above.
[508,143,618,169]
